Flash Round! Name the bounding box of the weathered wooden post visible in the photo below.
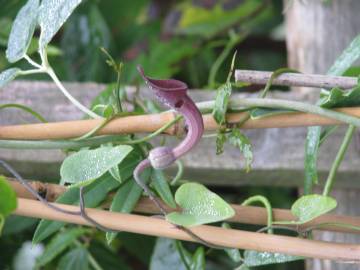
[286,1,360,269]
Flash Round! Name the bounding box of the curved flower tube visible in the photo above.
[134,67,222,248]
[134,66,204,213]
[137,66,204,164]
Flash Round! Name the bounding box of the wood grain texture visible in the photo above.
[1,81,360,189]
[285,0,360,269]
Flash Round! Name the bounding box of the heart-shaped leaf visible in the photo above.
[60,145,132,185]
[0,68,21,89]
[38,0,82,49]
[0,176,17,217]
[6,0,39,63]
[166,183,234,227]
[244,250,303,267]
[291,194,337,224]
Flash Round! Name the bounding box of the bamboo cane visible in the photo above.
[235,70,358,89]
[1,108,360,140]
[13,198,360,261]
[8,179,360,234]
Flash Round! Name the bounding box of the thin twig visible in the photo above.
[235,70,358,89]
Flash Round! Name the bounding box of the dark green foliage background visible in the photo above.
[0,0,304,269]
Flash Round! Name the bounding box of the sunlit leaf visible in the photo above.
[151,169,176,209]
[291,194,337,223]
[57,247,89,270]
[0,176,17,217]
[215,131,227,155]
[212,82,231,125]
[6,0,39,62]
[0,68,21,89]
[60,145,132,185]
[166,183,234,227]
[33,173,120,243]
[244,250,303,267]
[38,0,82,49]
[36,228,87,267]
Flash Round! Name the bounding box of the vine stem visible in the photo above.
[322,125,356,196]
[46,68,101,119]
[2,99,360,142]
[242,195,273,234]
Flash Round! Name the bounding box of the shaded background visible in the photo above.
[0,0,304,269]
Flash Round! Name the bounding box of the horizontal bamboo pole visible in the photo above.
[13,198,360,261]
[9,180,360,234]
[1,108,360,140]
[235,70,357,89]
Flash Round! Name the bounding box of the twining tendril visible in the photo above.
[0,160,115,233]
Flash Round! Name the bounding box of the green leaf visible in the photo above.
[6,0,39,63]
[60,145,132,185]
[228,129,253,172]
[244,250,303,267]
[38,0,82,49]
[106,170,151,244]
[33,173,120,243]
[215,131,227,155]
[109,148,143,183]
[150,238,188,270]
[291,194,337,224]
[304,126,321,194]
[36,228,87,267]
[327,35,360,76]
[212,82,231,125]
[190,247,205,270]
[319,86,360,108]
[250,108,294,119]
[176,1,264,38]
[2,215,37,235]
[151,169,176,209]
[61,3,112,81]
[0,18,12,46]
[89,240,132,270]
[166,183,234,227]
[57,247,89,270]
[122,38,195,83]
[305,34,360,194]
[222,223,242,263]
[0,68,21,89]
[0,176,17,217]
